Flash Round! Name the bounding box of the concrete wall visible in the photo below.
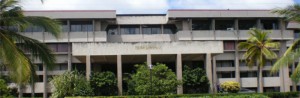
[107,34,175,42]
[24,10,116,19]
[117,16,168,24]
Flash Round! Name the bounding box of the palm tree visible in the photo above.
[0,0,61,97]
[271,4,300,83]
[238,29,279,93]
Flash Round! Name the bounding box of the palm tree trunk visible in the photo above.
[257,66,263,93]
[18,85,23,98]
[31,77,35,98]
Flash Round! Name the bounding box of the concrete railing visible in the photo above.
[107,34,175,42]
[8,82,54,93]
[216,67,235,71]
[240,77,281,87]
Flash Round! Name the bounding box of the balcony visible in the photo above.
[240,77,281,87]
[107,34,175,42]
[8,82,54,93]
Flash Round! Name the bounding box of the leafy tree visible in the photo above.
[50,71,93,98]
[0,0,61,85]
[238,28,279,93]
[271,4,300,82]
[0,79,13,98]
[183,65,209,93]
[127,63,181,95]
[90,71,118,96]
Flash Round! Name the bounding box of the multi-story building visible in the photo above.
[2,9,300,97]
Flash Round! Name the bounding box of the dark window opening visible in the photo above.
[239,20,257,30]
[217,71,235,78]
[47,43,68,52]
[261,19,279,30]
[142,25,161,34]
[192,20,212,30]
[163,25,177,34]
[61,21,69,32]
[240,71,257,78]
[264,87,280,92]
[224,41,235,50]
[294,30,300,39]
[216,60,235,67]
[120,25,140,34]
[24,26,44,32]
[263,71,279,77]
[70,21,93,32]
[215,20,235,30]
[106,25,118,35]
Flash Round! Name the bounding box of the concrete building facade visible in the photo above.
[1,9,300,97]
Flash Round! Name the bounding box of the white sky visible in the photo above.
[20,0,295,14]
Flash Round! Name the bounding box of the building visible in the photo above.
[2,9,300,97]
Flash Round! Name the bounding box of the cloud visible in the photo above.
[20,0,295,14]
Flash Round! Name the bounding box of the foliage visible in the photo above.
[0,0,61,84]
[182,65,209,93]
[238,28,279,92]
[50,71,93,98]
[220,81,240,93]
[0,79,13,98]
[126,63,181,95]
[271,4,300,82]
[90,71,118,96]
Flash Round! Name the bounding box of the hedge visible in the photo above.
[65,92,299,98]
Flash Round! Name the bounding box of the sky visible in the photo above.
[20,0,298,14]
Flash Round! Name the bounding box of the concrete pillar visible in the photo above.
[147,54,152,66]
[67,42,72,71]
[235,41,240,83]
[43,65,47,98]
[176,54,183,94]
[212,56,217,93]
[279,41,290,92]
[292,61,297,91]
[212,19,216,40]
[117,55,123,95]
[86,55,91,80]
[206,53,213,93]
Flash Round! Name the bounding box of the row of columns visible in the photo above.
[85,53,214,95]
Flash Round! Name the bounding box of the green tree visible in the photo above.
[183,65,209,93]
[238,28,279,93]
[0,79,13,98]
[271,4,300,82]
[127,63,181,95]
[50,71,94,98]
[90,71,118,96]
[0,0,60,84]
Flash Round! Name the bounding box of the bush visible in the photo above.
[50,71,93,98]
[183,65,209,93]
[220,81,240,93]
[90,71,118,96]
[0,79,13,98]
[126,63,181,95]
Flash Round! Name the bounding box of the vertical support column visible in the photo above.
[257,19,261,29]
[43,65,47,98]
[86,55,91,80]
[279,41,290,92]
[176,54,183,94]
[292,62,297,91]
[212,19,216,40]
[212,55,217,93]
[67,43,72,71]
[117,55,123,95]
[147,54,152,66]
[206,53,213,93]
[235,41,240,83]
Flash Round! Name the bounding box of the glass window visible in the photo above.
[240,71,257,77]
[263,71,279,77]
[106,25,118,35]
[224,41,235,50]
[70,21,93,32]
[239,20,257,30]
[163,25,177,34]
[35,64,43,71]
[216,60,235,67]
[294,30,300,39]
[47,43,68,52]
[217,71,235,78]
[142,25,161,34]
[261,19,279,30]
[120,25,140,34]
[215,20,235,30]
[61,21,69,32]
[192,20,212,30]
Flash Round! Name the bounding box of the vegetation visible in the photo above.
[220,81,240,93]
[238,28,279,92]
[90,71,118,96]
[182,65,209,93]
[50,71,93,98]
[0,79,13,98]
[271,4,300,82]
[126,63,181,95]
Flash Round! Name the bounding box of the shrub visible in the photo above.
[220,81,240,93]
[0,79,13,98]
[50,71,93,98]
[90,71,118,96]
[126,63,181,95]
[183,65,209,93]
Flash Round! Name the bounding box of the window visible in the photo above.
[239,61,247,66]
[61,21,69,32]
[217,71,235,78]
[261,19,279,30]
[47,43,69,52]
[106,25,118,35]
[224,41,235,50]
[70,21,93,32]
[263,71,279,77]
[163,25,177,34]
[294,30,300,39]
[54,64,68,70]
[216,60,235,67]
[240,71,257,77]
[24,26,44,32]
[142,25,161,34]
[192,20,212,30]
[239,20,257,30]
[35,64,43,71]
[215,20,235,30]
[264,87,280,92]
[120,25,140,34]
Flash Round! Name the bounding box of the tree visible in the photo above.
[127,63,181,95]
[238,28,279,93]
[183,65,209,93]
[271,4,300,82]
[90,71,118,96]
[50,71,94,98]
[0,79,13,98]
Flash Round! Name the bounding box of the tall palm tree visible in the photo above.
[271,4,300,83]
[0,0,61,96]
[238,29,279,93]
